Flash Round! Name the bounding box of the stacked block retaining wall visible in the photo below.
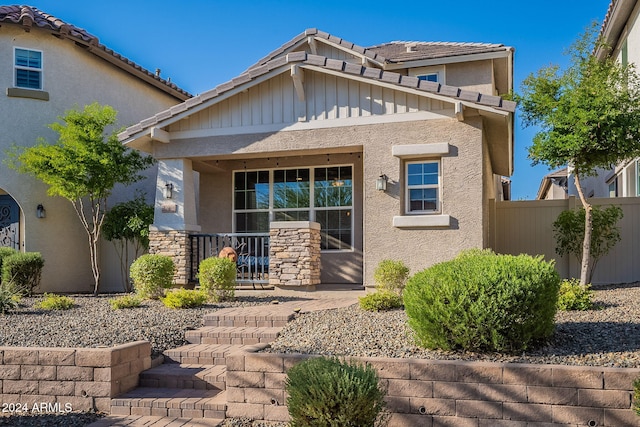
[0,341,150,413]
[225,346,640,426]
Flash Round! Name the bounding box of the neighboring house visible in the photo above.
[572,0,640,198]
[119,28,515,288]
[0,5,190,292]
[536,167,568,200]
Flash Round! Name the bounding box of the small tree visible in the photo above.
[5,103,154,295]
[553,205,623,283]
[516,24,640,285]
[103,193,154,292]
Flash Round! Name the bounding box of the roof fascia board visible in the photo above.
[597,0,637,60]
[122,66,292,145]
[383,49,512,70]
[301,64,510,117]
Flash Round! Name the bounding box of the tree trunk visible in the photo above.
[573,173,592,285]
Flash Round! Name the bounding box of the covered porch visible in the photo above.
[147,150,364,290]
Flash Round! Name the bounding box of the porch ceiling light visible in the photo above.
[36,204,46,219]
[376,174,388,191]
[164,183,174,199]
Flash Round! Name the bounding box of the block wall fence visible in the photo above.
[0,341,150,413]
[225,345,640,427]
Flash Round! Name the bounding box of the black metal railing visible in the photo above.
[189,233,270,287]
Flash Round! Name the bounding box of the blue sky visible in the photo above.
[26,0,609,200]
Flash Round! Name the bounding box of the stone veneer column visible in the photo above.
[269,221,321,290]
[148,229,191,285]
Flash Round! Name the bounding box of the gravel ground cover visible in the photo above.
[1,283,639,426]
[266,282,640,367]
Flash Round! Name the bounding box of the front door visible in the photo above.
[0,195,20,250]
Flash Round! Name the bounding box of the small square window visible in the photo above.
[15,48,42,90]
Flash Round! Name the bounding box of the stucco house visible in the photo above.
[0,5,190,292]
[119,28,516,288]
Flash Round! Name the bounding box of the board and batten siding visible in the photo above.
[489,196,640,284]
[168,69,449,133]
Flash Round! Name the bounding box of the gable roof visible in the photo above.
[248,28,512,72]
[0,5,191,100]
[118,50,516,143]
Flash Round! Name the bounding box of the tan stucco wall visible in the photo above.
[157,116,486,286]
[445,60,494,95]
[0,25,181,293]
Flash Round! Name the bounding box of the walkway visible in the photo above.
[87,286,364,427]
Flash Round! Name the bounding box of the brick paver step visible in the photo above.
[163,343,249,365]
[111,388,226,419]
[185,325,282,345]
[87,414,223,426]
[139,363,226,390]
[203,306,295,327]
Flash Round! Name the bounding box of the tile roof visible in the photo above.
[119,51,516,141]
[0,5,191,100]
[367,41,508,63]
[248,28,511,71]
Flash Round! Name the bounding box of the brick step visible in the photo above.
[203,307,295,327]
[164,343,249,365]
[87,414,223,426]
[110,387,226,419]
[185,325,282,345]
[139,363,226,390]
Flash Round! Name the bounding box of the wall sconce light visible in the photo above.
[36,204,46,219]
[164,183,174,199]
[375,174,388,191]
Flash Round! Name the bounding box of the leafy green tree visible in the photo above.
[103,193,154,292]
[5,103,154,294]
[516,24,640,285]
[553,205,623,283]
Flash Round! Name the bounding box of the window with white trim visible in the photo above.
[234,165,353,250]
[14,48,42,90]
[406,160,440,213]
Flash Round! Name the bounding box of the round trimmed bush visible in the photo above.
[130,254,175,299]
[359,289,403,312]
[285,357,387,426]
[403,249,560,353]
[198,257,236,302]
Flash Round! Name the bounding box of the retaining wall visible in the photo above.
[0,341,150,414]
[225,345,640,427]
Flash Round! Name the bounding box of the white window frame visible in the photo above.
[405,159,441,214]
[233,165,354,252]
[14,47,43,90]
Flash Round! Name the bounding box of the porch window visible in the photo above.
[15,48,42,90]
[233,165,353,250]
[406,160,440,213]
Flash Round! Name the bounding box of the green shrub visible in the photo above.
[373,259,409,294]
[130,254,175,299]
[359,289,403,312]
[161,288,208,309]
[1,252,44,296]
[557,279,594,311]
[0,247,17,277]
[109,294,143,310]
[0,284,21,314]
[285,357,388,427]
[403,249,560,353]
[198,257,236,302]
[35,293,74,310]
